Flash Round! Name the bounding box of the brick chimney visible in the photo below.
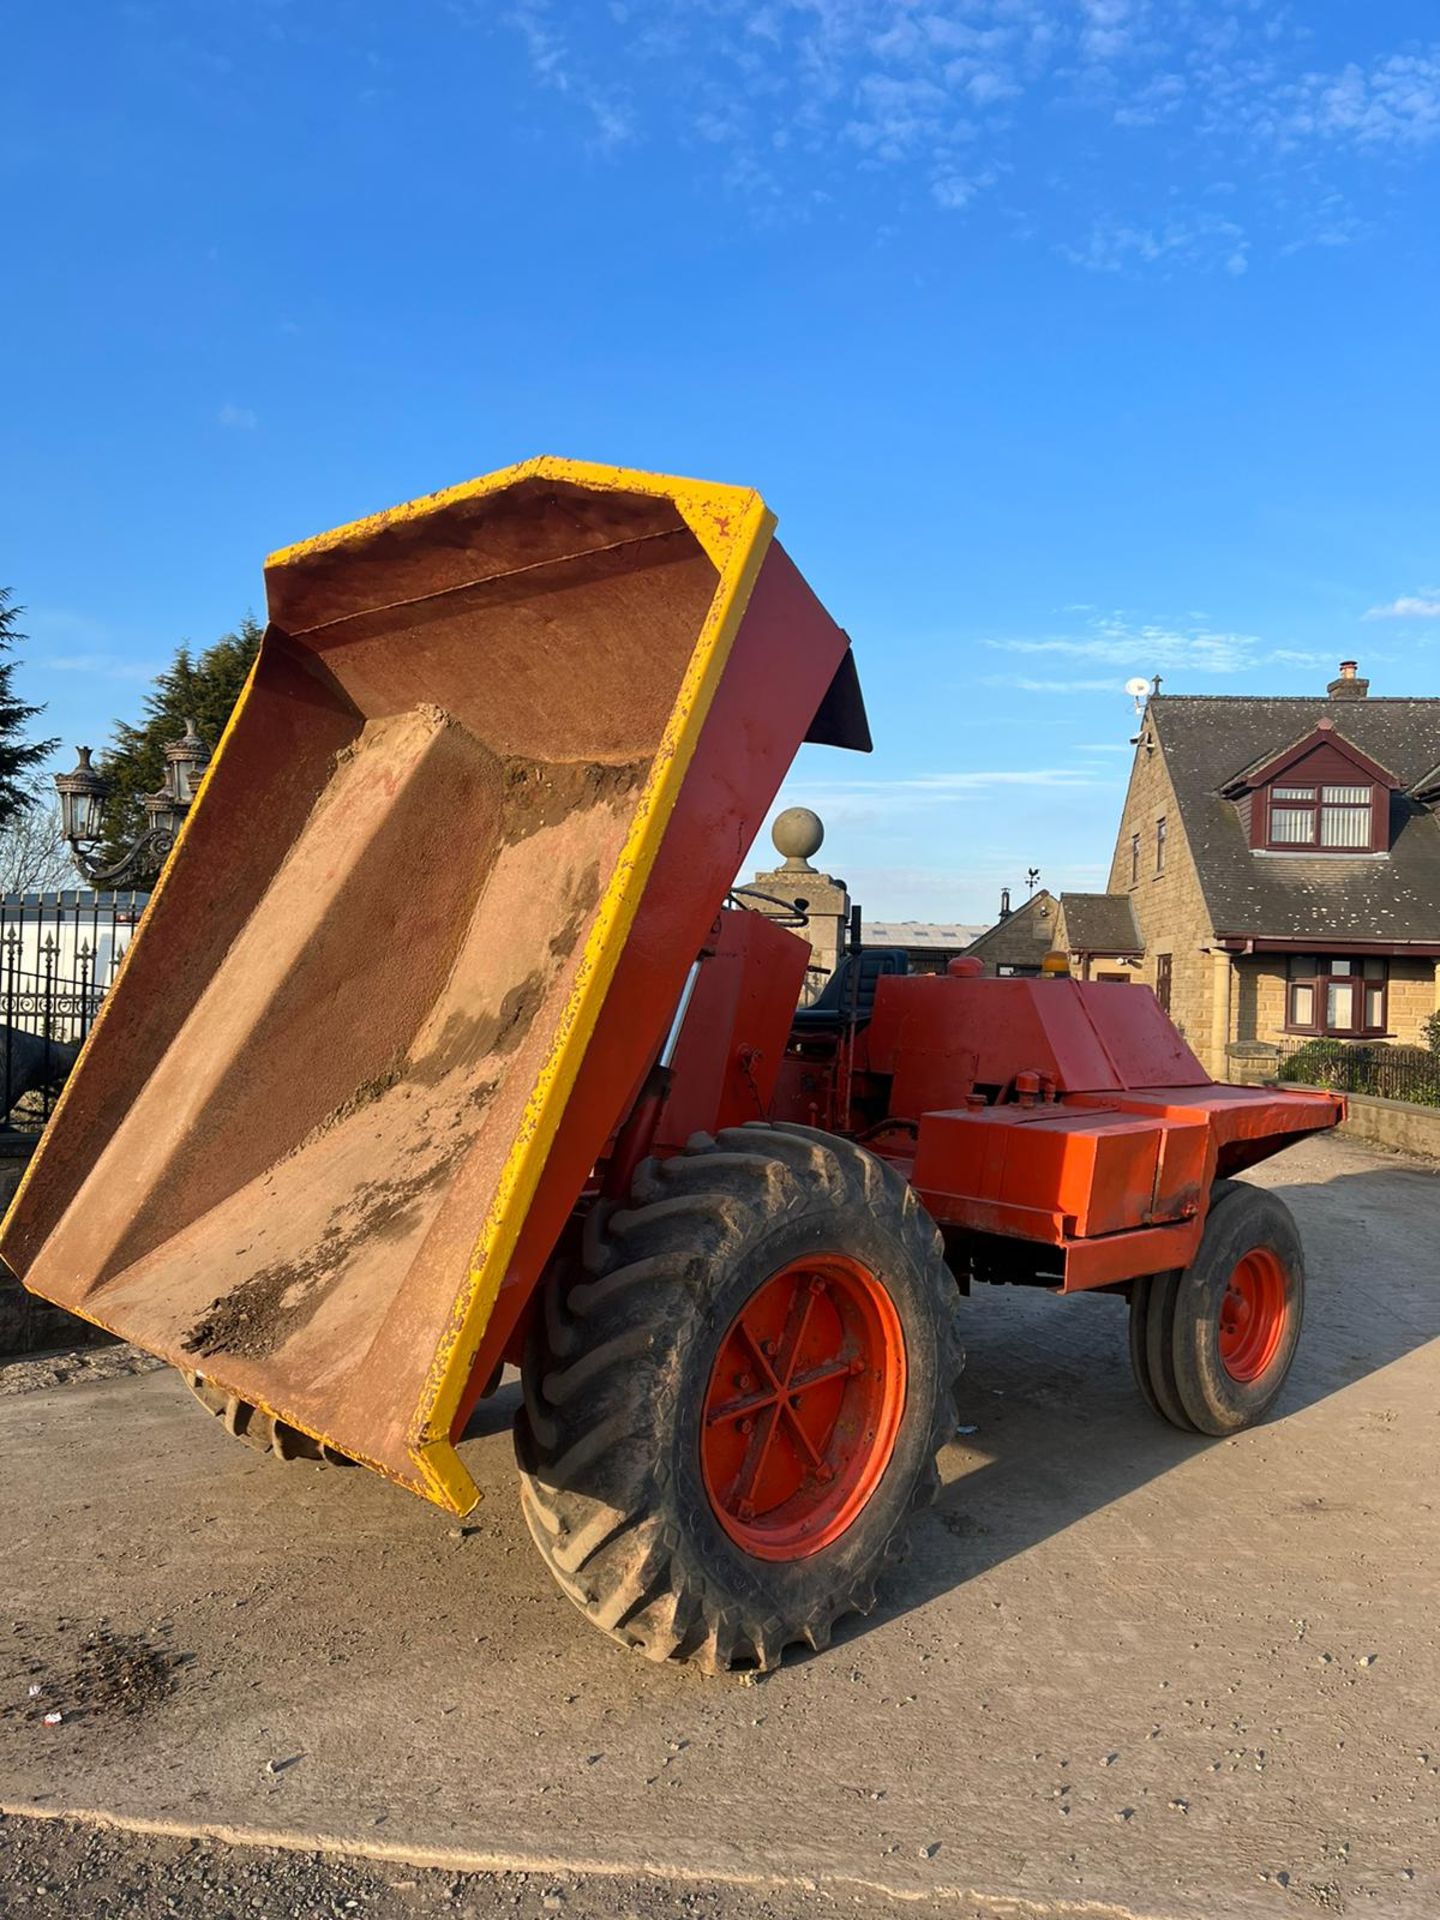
[1327,659,1369,700]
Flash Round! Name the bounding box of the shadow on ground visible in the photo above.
[848,1155,1440,1647]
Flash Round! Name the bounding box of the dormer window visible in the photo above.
[1230,723,1396,856]
[1267,783,1374,851]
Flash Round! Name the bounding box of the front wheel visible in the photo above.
[514,1123,965,1673]
[1129,1181,1304,1437]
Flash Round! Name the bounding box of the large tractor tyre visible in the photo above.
[514,1123,965,1674]
[184,1373,352,1465]
[1128,1180,1304,1438]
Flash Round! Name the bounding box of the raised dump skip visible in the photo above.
[1,460,851,1510]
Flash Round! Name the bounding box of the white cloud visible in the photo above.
[895,769,1096,791]
[41,654,157,682]
[494,0,635,147]
[1113,71,1185,128]
[1079,0,1139,67]
[25,608,160,683]
[494,7,1440,272]
[992,675,1130,693]
[983,616,1348,686]
[932,168,994,210]
[217,402,257,431]
[987,617,1264,674]
[1275,52,1440,152]
[1061,213,1248,276]
[807,768,1098,795]
[1364,595,1440,620]
[775,763,1100,823]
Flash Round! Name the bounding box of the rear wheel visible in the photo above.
[1128,1181,1304,1436]
[514,1123,964,1672]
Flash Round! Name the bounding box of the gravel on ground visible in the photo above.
[0,1812,1004,1920]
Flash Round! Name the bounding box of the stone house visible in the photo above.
[1104,661,1440,1078]
[1052,892,1144,982]
[965,888,1060,976]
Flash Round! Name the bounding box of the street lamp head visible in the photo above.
[54,746,110,846]
[142,784,186,843]
[166,716,210,805]
[56,719,212,888]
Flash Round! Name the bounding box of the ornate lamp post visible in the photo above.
[54,719,210,887]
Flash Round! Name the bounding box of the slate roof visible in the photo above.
[1059,892,1144,955]
[1152,695,1440,943]
[965,890,1060,970]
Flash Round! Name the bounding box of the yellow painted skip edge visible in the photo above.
[410,485,777,1512]
[264,456,775,1507]
[264,455,755,576]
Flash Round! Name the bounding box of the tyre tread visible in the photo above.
[515,1123,963,1673]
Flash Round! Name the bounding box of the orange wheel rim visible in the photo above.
[1217,1248,1288,1383]
[700,1253,907,1562]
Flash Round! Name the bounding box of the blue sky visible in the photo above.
[5,1,1439,920]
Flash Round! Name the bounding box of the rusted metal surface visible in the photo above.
[0,463,852,1512]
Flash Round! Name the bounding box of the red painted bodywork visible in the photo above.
[652,910,811,1151]
[868,974,1336,1290]
[452,542,852,1435]
[588,951,1342,1322]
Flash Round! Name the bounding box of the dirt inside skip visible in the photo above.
[175,748,647,1370]
[180,1147,470,1362]
[500,755,643,843]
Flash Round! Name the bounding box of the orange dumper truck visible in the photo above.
[0,460,1342,1672]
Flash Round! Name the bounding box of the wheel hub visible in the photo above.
[1217,1247,1288,1382]
[700,1253,907,1561]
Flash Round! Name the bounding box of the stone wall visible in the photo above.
[967,890,1060,977]
[1388,960,1440,1043]
[1232,956,1439,1049]
[1293,1088,1440,1161]
[1105,727,1223,1071]
[744,862,849,1004]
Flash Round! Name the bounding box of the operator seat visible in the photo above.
[791,947,910,1032]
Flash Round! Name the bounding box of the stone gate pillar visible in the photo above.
[744,809,850,1005]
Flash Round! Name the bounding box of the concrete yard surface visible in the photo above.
[1,1133,1436,1919]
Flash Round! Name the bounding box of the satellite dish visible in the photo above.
[1124,676,1150,698]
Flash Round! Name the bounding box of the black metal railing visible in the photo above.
[0,891,147,1132]
[1276,1038,1440,1108]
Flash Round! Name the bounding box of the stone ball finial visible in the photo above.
[771,806,824,870]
